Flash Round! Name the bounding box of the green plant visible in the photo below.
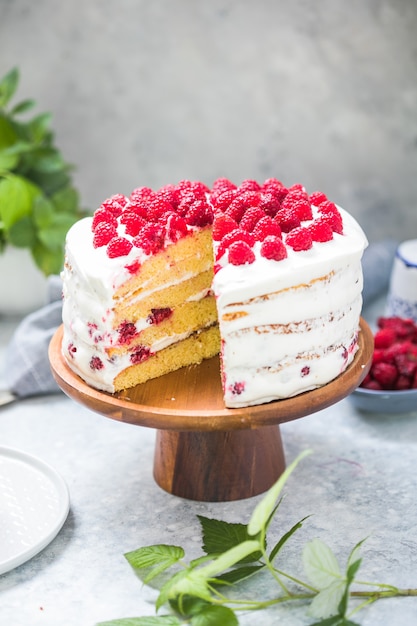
[97,451,417,626]
[0,67,88,275]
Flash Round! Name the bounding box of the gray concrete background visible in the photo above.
[1,0,416,243]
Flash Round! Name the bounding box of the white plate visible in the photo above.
[0,446,70,575]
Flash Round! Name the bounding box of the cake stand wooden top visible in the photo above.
[49,319,373,432]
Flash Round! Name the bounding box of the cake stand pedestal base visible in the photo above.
[48,320,373,502]
[153,425,285,502]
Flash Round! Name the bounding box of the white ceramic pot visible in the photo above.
[0,246,48,316]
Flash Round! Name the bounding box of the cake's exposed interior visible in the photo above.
[62,178,368,408]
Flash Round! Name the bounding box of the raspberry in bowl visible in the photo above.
[350,316,417,413]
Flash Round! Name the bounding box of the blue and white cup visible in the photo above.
[386,239,417,321]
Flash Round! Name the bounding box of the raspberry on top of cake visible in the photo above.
[61,177,368,408]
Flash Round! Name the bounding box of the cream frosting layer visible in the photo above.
[212,207,368,407]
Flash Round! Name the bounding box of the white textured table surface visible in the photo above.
[1,309,417,626]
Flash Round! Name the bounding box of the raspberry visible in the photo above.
[230,381,245,395]
[156,184,179,208]
[378,317,416,340]
[395,374,412,390]
[93,222,117,248]
[318,201,343,234]
[262,178,284,191]
[67,343,77,357]
[285,227,313,251]
[210,189,237,212]
[130,346,151,364]
[130,187,154,203]
[177,180,209,201]
[362,378,383,391]
[239,179,261,192]
[372,362,398,388]
[309,191,328,206]
[147,197,174,221]
[239,207,266,232]
[125,259,141,274]
[262,180,288,203]
[133,223,165,255]
[164,213,188,242]
[118,321,138,345]
[275,207,301,233]
[101,194,128,216]
[147,307,173,325]
[292,199,313,221]
[259,192,281,217]
[216,228,255,260]
[287,183,306,195]
[120,211,146,237]
[308,219,334,243]
[128,200,149,219]
[317,200,338,215]
[228,240,255,265]
[92,208,118,231]
[260,236,288,261]
[226,191,260,222]
[211,177,237,196]
[321,210,344,234]
[372,348,386,364]
[90,356,104,371]
[394,353,417,379]
[106,236,133,258]
[374,327,396,349]
[301,366,310,377]
[212,214,239,241]
[185,199,213,227]
[252,216,282,241]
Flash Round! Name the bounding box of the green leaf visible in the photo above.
[308,579,345,619]
[0,68,19,108]
[52,186,81,214]
[197,516,262,563]
[96,617,181,626]
[33,195,54,229]
[157,540,260,611]
[11,99,36,115]
[0,115,19,150]
[8,215,36,248]
[0,149,19,171]
[157,569,212,611]
[28,112,52,143]
[309,617,360,626]
[0,174,40,228]
[25,167,71,196]
[303,539,342,590]
[37,211,76,251]
[215,564,265,585]
[169,595,211,617]
[247,449,312,537]
[269,515,310,563]
[31,239,64,275]
[190,605,238,626]
[125,545,184,584]
[29,147,67,173]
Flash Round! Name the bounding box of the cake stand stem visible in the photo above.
[153,425,286,502]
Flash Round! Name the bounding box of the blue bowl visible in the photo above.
[349,386,417,414]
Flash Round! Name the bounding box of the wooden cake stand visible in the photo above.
[49,319,373,502]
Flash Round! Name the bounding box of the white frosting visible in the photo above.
[212,207,368,407]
